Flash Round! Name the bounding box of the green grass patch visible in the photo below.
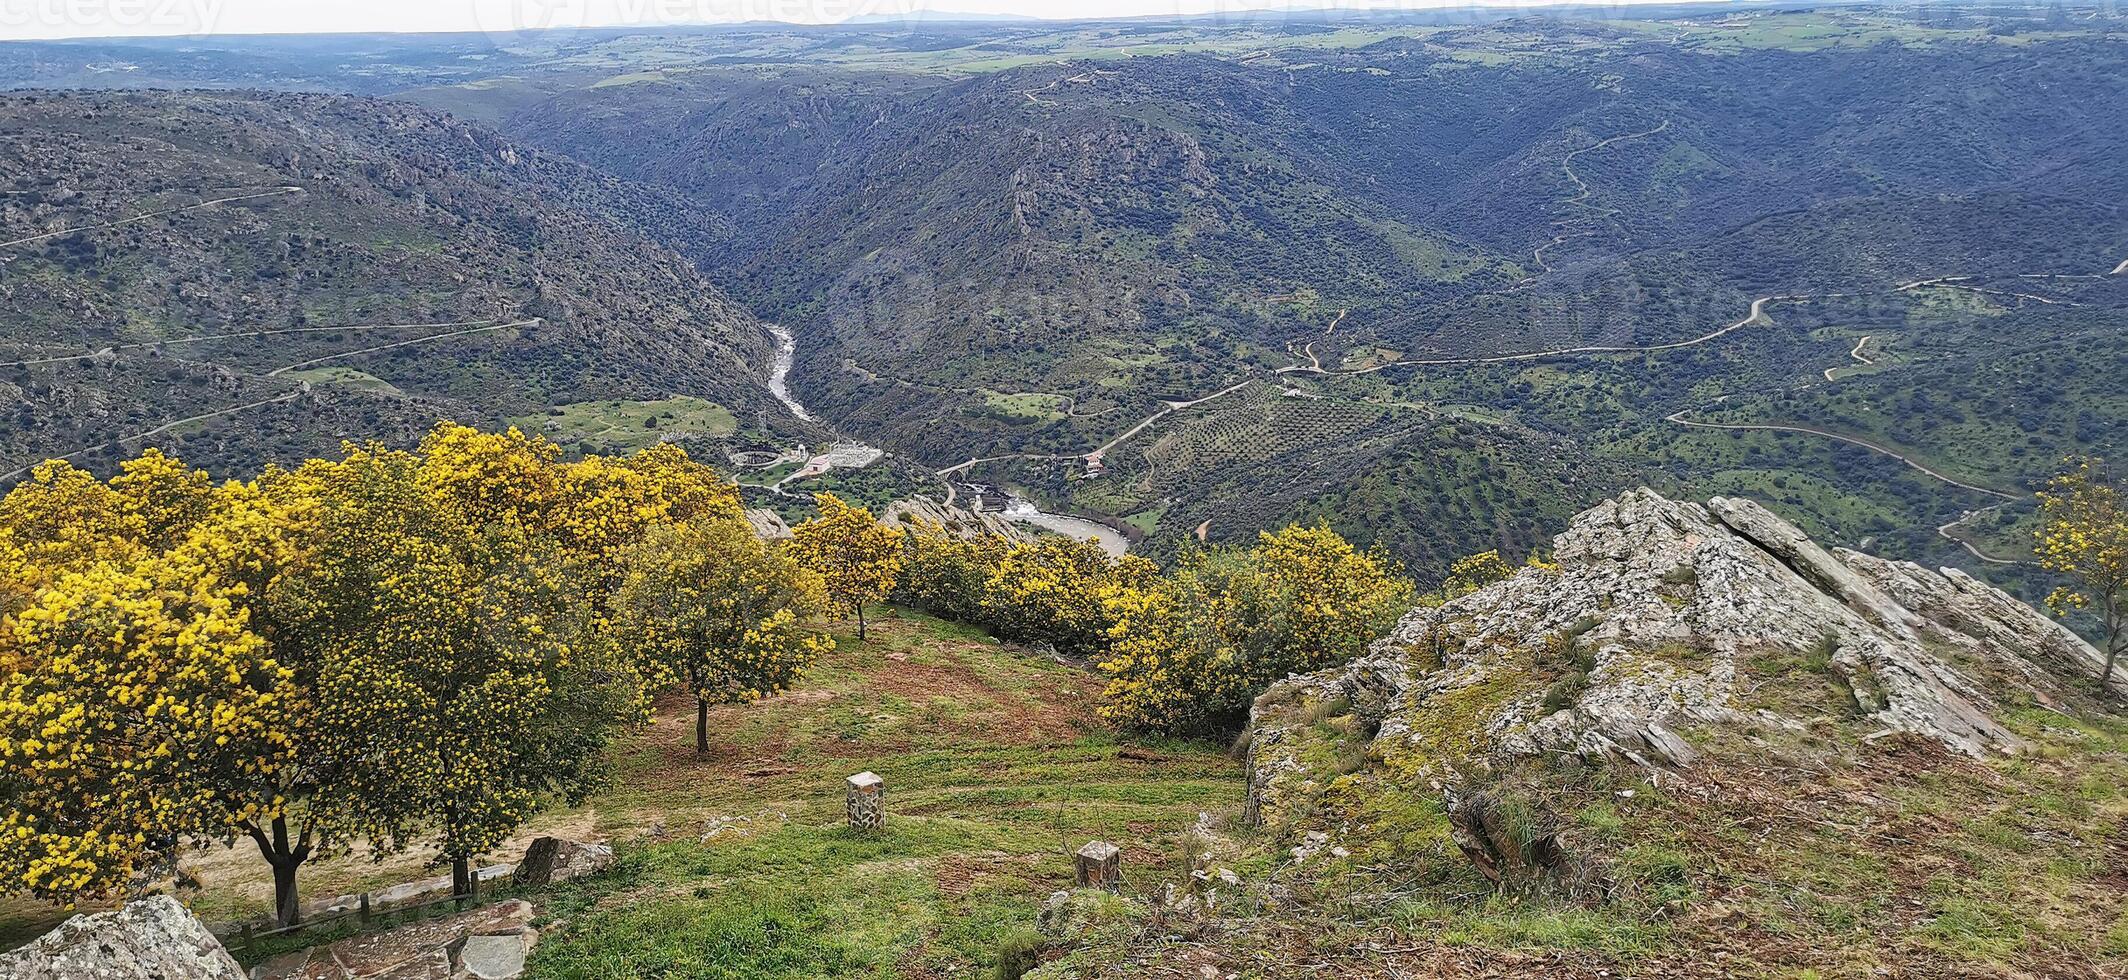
[512,396,737,451]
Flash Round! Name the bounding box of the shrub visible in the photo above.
[992,930,1047,980]
[1098,524,1414,736]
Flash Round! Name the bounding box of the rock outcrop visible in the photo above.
[745,508,793,540]
[1248,489,2119,833]
[882,495,1038,544]
[513,836,614,888]
[0,895,244,980]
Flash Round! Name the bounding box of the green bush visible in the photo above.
[992,930,1047,980]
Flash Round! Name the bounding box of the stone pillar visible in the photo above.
[1075,841,1121,891]
[846,772,884,830]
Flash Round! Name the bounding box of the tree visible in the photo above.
[2037,459,2128,695]
[0,460,148,583]
[0,556,298,904]
[982,537,1154,658]
[891,518,1010,625]
[1443,549,1515,597]
[377,526,639,899]
[1098,524,1412,735]
[107,448,223,551]
[787,493,905,640]
[0,432,743,923]
[617,517,833,753]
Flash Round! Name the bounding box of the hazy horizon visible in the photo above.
[2,0,1742,43]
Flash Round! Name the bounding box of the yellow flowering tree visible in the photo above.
[547,447,741,604]
[616,517,832,753]
[1443,549,1515,597]
[413,423,740,606]
[0,460,148,584]
[981,537,1154,657]
[2037,459,2128,694]
[268,440,651,912]
[352,522,634,899]
[890,519,1011,625]
[0,556,298,903]
[787,493,905,640]
[107,449,224,551]
[1098,524,1412,735]
[0,431,760,921]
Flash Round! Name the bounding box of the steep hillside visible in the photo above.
[430,19,2128,581]
[465,31,2128,450]
[0,90,785,484]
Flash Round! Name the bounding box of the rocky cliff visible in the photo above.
[1248,489,2120,835]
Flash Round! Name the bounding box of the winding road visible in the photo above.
[266,319,538,377]
[0,186,303,250]
[0,318,506,370]
[1663,385,2032,565]
[1528,120,1670,275]
[1823,335,1873,382]
[1279,292,1804,378]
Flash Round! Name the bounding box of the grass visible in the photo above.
[510,396,737,452]
[277,366,403,394]
[980,391,1070,424]
[520,610,1242,978]
[0,611,1244,978]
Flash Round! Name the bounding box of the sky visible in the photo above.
[0,0,1708,41]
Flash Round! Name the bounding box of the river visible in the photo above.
[762,324,1129,556]
[765,323,814,423]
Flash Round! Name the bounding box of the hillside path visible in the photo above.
[0,186,302,250]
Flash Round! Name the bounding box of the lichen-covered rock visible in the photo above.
[512,837,614,889]
[1036,888,1139,942]
[1248,489,2117,830]
[0,895,244,980]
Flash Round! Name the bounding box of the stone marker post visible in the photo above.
[1075,841,1121,891]
[847,771,885,830]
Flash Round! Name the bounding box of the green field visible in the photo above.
[512,397,738,451]
[524,612,1240,978]
[981,391,1070,423]
[278,366,404,395]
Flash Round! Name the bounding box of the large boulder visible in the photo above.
[0,895,244,980]
[512,836,614,889]
[1247,488,2121,834]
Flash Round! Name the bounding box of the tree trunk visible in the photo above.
[696,696,710,754]
[248,815,310,927]
[271,859,300,927]
[453,854,474,898]
[2103,597,2122,695]
[857,604,868,641]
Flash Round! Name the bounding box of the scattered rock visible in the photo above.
[1036,888,1136,942]
[0,895,244,980]
[513,837,614,889]
[250,900,535,980]
[453,932,534,980]
[744,508,792,540]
